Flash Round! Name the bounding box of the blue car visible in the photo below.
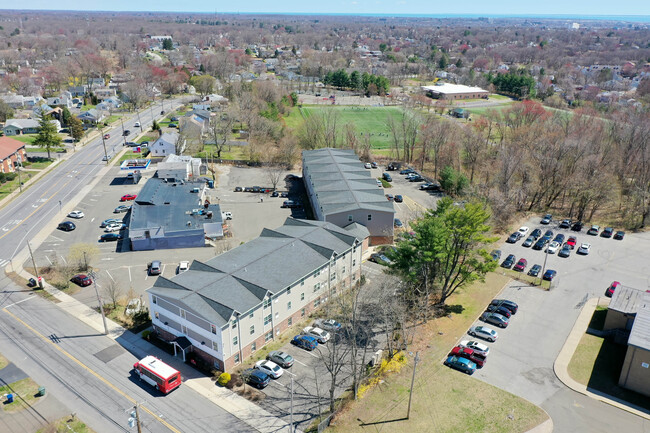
[242,368,270,389]
[291,335,318,351]
[543,269,557,281]
[444,355,477,375]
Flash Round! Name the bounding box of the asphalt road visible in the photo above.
[0,98,187,270]
[0,274,252,433]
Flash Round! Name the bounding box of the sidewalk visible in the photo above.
[554,297,650,420]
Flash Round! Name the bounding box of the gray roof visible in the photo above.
[628,291,650,351]
[4,118,39,129]
[302,148,395,216]
[609,285,646,315]
[147,218,363,327]
[130,178,222,233]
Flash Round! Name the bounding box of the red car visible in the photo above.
[103,133,110,139]
[605,281,620,297]
[120,194,137,201]
[566,236,577,249]
[71,274,93,287]
[513,258,527,272]
[449,346,486,368]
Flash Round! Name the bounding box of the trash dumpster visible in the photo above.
[6,393,13,403]
[38,387,46,396]
[207,180,214,188]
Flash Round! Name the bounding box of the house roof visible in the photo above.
[0,136,25,160]
[628,291,650,351]
[153,132,179,147]
[147,218,363,327]
[422,83,488,95]
[609,285,646,315]
[302,148,395,216]
[4,118,39,130]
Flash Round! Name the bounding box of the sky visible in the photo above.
[3,1,650,17]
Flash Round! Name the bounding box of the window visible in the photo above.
[287,301,292,310]
[331,274,336,281]
[251,342,257,352]
[348,215,353,222]
[180,310,186,319]
[264,314,272,325]
[353,259,356,267]
[212,341,219,351]
[152,296,157,304]
[301,308,306,317]
[301,293,305,301]
[275,312,279,319]
[233,336,238,346]
[288,317,293,326]
[234,353,240,364]
[249,312,254,319]
[314,282,321,292]
[315,269,321,277]
[287,287,291,295]
[300,279,305,286]
[367,214,372,221]
[263,298,271,309]
[342,266,346,274]
[265,331,273,342]
[250,325,255,335]
[211,324,217,334]
[314,298,321,307]
[181,325,187,335]
[231,320,237,329]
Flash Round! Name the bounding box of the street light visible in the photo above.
[100,127,109,165]
[88,270,109,335]
[16,154,23,193]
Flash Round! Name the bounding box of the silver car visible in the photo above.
[480,312,509,328]
[468,325,499,342]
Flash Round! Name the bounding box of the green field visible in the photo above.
[284,105,404,149]
[11,135,37,144]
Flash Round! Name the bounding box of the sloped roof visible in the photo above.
[0,136,25,160]
[147,218,362,327]
[609,285,646,315]
[4,118,39,130]
[628,291,650,351]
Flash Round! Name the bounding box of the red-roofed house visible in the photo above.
[0,136,27,173]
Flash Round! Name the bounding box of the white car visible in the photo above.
[255,360,283,379]
[517,226,529,236]
[364,163,372,169]
[546,241,560,254]
[68,210,85,219]
[222,211,232,220]
[104,222,124,232]
[376,179,382,187]
[468,325,498,342]
[459,340,490,357]
[178,261,190,273]
[134,121,141,127]
[302,326,330,343]
[577,242,591,255]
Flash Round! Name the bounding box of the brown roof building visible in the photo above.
[0,136,27,174]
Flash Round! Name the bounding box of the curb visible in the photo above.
[553,297,650,420]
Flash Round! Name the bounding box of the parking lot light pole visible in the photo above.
[406,351,420,420]
[540,249,549,286]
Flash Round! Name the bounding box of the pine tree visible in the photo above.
[33,114,62,159]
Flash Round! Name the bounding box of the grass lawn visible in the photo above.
[80,104,96,112]
[11,135,37,144]
[568,333,650,411]
[197,144,249,161]
[0,172,34,198]
[0,378,42,413]
[284,105,403,149]
[25,146,65,154]
[23,159,54,170]
[37,416,96,433]
[328,273,548,433]
[464,104,513,117]
[105,115,121,124]
[137,135,157,144]
[119,149,148,162]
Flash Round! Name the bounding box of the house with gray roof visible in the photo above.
[3,118,40,136]
[150,132,185,157]
[129,177,221,251]
[146,218,365,371]
[302,148,395,245]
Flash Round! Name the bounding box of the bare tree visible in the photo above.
[67,243,100,272]
[105,280,122,309]
[207,111,234,159]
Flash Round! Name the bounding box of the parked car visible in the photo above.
[221,211,233,220]
[371,162,378,168]
[266,351,294,368]
[382,173,392,182]
[601,227,614,238]
[571,221,584,231]
[314,319,342,332]
[369,253,392,266]
[513,258,527,272]
[490,299,518,314]
[394,219,404,228]
[577,243,591,255]
[123,129,130,136]
[103,133,110,139]
[528,264,542,277]
[468,325,498,342]
[394,195,403,203]
[67,210,85,219]
[102,154,112,161]
[255,360,283,379]
[546,241,560,254]
[386,194,394,201]
[605,281,620,297]
[234,186,243,192]
[506,232,522,243]
[444,355,476,375]
[99,233,122,242]
[558,245,572,257]
[178,261,189,273]
[134,121,141,128]
[148,260,162,276]
[114,205,130,213]
[120,194,137,201]
[480,312,509,328]
[400,168,416,175]
[302,326,330,343]
[532,239,546,250]
[58,221,76,231]
[587,225,600,236]
[242,368,270,389]
[168,123,178,128]
[501,254,516,269]
[542,230,554,242]
[104,222,125,232]
[485,304,512,318]
[459,340,490,357]
[408,175,424,182]
[70,274,92,287]
[100,218,122,228]
[541,214,552,224]
[543,269,557,281]
[449,346,486,368]
[559,219,572,229]
[364,163,372,169]
[518,226,530,236]
[490,250,501,261]
[553,234,565,244]
[614,231,625,240]
[522,236,535,247]
[170,116,179,122]
[566,236,577,249]
[291,335,318,351]
[281,200,301,209]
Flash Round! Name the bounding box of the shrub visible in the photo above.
[141,330,151,340]
[217,372,231,386]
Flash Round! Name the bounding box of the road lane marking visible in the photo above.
[60,256,67,264]
[128,267,132,282]
[1,307,183,433]
[3,295,35,308]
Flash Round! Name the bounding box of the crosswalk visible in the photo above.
[0,258,9,268]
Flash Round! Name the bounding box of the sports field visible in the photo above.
[284,105,404,149]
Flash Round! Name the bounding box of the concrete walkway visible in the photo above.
[554,297,650,421]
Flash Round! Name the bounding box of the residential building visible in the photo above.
[302,148,394,245]
[146,218,366,371]
[150,132,185,157]
[179,115,207,139]
[129,177,222,251]
[77,109,107,125]
[422,83,489,100]
[618,290,650,397]
[0,136,27,173]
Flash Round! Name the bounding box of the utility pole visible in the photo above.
[290,376,294,433]
[89,271,109,335]
[16,154,22,192]
[540,248,550,287]
[137,112,144,133]
[134,403,142,433]
[120,118,127,146]
[406,351,420,420]
[26,240,39,280]
[100,132,109,165]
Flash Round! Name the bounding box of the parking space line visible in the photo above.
[49,235,64,242]
[293,359,308,367]
[128,267,132,282]
[284,370,296,377]
[270,380,287,389]
[105,270,115,282]
[45,256,52,265]
[60,256,67,264]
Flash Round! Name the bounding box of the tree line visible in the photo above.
[321,69,390,96]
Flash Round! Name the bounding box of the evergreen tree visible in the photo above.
[33,114,62,159]
[69,116,84,142]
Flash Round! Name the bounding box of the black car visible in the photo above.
[542,230,554,242]
[266,350,294,368]
[281,200,301,208]
[400,168,416,175]
[242,368,270,389]
[601,227,614,238]
[614,231,625,240]
[528,264,542,277]
[409,175,424,182]
[532,239,546,250]
[543,269,557,281]
[501,254,516,269]
[58,221,76,231]
[271,191,279,197]
[394,195,403,203]
[490,250,501,261]
[506,232,521,243]
[123,129,131,136]
[553,234,565,244]
[490,299,518,315]
[382,173,392,182]
[559,219,571,229]
[571,221,584,231]
[530,228,542,240]
[99,233,122,242]
[485,304,512,318]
